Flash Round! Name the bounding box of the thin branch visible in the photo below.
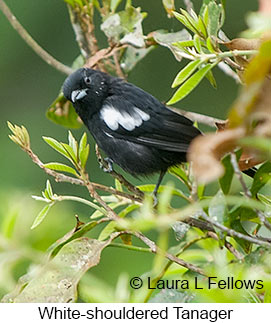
[206,231,244,260]
[218,61,241,83]
[171,107,226,128]
[199,49,258,61]
[23,146,142,203]
[132,231,206,276]
[82,173,119,220]
[0,0,73,75]
[23,144,120,220]
[113,50,126,78]
[230,153,252,197]
[95,145,144,199]
[182,217,215,231]
[108,242,152,253]
[199,211,271,247]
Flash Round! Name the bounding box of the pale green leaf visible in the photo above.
[197,15,208,38]
[31,204,53,229]
[193,34,202,53]
[167,62,217,104]
[173,11,198,34]
[44,162,78,176]
[46,180,53,198]
[79,133,89,168]
[2,238,113,302]
[61,143,78,164]
[98,221,117,241]
[68,131,78,160]
[43,137,68,158]
[172,59,202,88]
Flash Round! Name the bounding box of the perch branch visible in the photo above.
[22,146,142,203]
[171,107,227,128]
[132,231,206,276]
[95,145,144,199]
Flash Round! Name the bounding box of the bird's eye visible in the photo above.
[84,76,91,85]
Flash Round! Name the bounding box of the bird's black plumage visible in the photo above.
[63,68,201,193]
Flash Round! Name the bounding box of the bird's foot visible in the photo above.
[100,157,114,173]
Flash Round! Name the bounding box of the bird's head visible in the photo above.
[63,68,108,117]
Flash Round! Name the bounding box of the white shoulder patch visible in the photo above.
[100,104,150,131]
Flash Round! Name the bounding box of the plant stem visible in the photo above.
[108,243,152,253]
[201,49,258,61]
[56,195,107,215]
[23,146,142,203]
[0,0,73,75]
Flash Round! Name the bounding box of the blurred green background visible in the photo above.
[0,0,258,298]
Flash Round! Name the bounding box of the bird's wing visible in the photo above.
[99,92,201,153]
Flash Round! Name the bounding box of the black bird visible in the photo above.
[63,68,201,197]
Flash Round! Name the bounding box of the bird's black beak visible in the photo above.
[71,89,88,103]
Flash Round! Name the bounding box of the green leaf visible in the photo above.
[173,11,198,34]
[219,154,234,194]
[46,180,53,198]
[172,60,202,88]
[206,36,216,53]
[64,0,75,6]
[251,162,271,197]
[118,204,139,217]
[68,131,78,159]
[91,202,126,219]
[61,143,78,164]
[43,137,69,158]
[31,204,53,229]
[79,133,90,169]
[153,29,192,61]
[169,165,190,189]
[208,190,227,242]
[257,194,271,206]
[44,162,78,176]
[167,62,217,104]
[205,70,217,88]
[1,210,18,239]
[98,221,117,241]
[219,150,242,194]
[2,237,114,302]
[173,40,195,48]
[46,94,82,129]
[74,0,83,7]
[207,2,223,36]
[197,15,208,38]
[48,220,100,258]
[197,184,205,199]
[193,34,202,53]
[138,184,189,201]
[115,179,123,192]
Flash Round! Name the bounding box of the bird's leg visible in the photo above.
[152,170,166,206]
[100,157,114,173]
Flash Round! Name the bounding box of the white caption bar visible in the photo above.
[0,303,269,322]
